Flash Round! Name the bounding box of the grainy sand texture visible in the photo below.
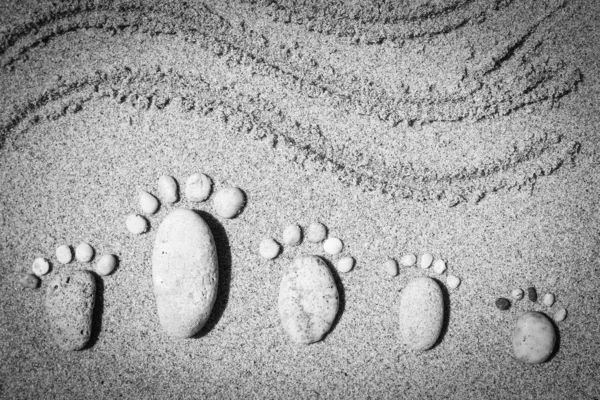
[1,0,600,398]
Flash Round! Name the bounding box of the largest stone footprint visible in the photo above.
[152,208,218,338]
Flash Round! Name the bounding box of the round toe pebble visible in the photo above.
[126,214,148,234]
[96,254,118,276]
[139,191,159,214]
[213,187,246,218]
[323,238,343,255]
[306,222,327,243]
[19,273,40,289]
[554,307,567,322]
[282,224,302,246]
[384,259,398,276]
[511,289,524,300]
[432,259,446,274]
[56,245,73,264]
[400,254,416,267]
[32,258,50,276]
[446,275,460,289]
[336,257,355,273]
[420,253,433,269]
[543,293,555,307]
[495,297,511,310]
[158,175,179,204]
[185,173,212,202]
[260,238,281,259]
[75,242,94,263]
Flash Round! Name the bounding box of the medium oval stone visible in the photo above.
[45,271,95,351]
[152,208,218,338]
[398,277,444,351]
[512,311,556,364]
[278,256,339,344]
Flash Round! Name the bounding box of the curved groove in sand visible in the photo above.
[0,66,580,205]
[241,0,500,43]
[0,0,580,127]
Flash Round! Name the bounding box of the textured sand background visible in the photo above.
[1,0,599,398]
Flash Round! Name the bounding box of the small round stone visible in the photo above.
[75,242,94,263]
[400,253,417,267]
[420,253,433,269]
[96,254,118,276]
[432,259,446,274]
[384,259,398,276]
[496,297,511,310]
[323,238,343,255]
[32,257,50,276]
[56,245,73,264]
[259,238,281,259]
[447,275,461,289]
[213,187,246,218]
[554,307,567,322]
[158,175,179,204]
[543,293,555,307]
[19,273,40,289]
[185,173,212,202]
[139,191,159,214]
[336,257,355,273]
[511,288,524,300]
[126,214,148,234]
[282,224,302,246]
[306,222,327,243]
[527,287,538,302]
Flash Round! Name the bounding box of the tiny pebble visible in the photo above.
[213,187,246,218]
[447,275,461,289]
[75,242,94,263]
[19,273,40,289]
[56,245,73,264]
[384,259,398,276]
[420,253,433,269]
[259,238,281,259]
[158,175,179,204]
[543,293,555,307]
[306,222,327,243]
[95,254,118,276]
[511,288,524,300]
[554,307,567,322]
[32,257,50,276]
[282,224,302,246]
[336,257,355,273]
[139,191,159,214]
[185,173,212,202]
[432,259,446,274]
[496,297,511,310]
[126,214,148,234]
[527,287,538,302]
[400,253,416,267]
[323,238,343,255]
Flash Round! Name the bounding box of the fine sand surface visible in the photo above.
[1,0,599,398]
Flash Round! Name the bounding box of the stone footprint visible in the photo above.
[127,174,245,339]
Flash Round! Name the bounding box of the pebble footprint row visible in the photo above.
[261,222,463,351]
[127,174,245,338]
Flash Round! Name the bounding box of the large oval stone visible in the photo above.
[45,271,95,351]
[398,277,444,351]
[278,256,339,344]
[152,208,218,338]
[512,311,556,364]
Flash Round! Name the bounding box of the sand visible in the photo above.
[1,0,599,398]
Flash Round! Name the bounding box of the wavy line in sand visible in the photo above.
[0,0,581,127]
[1,66,580,205]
